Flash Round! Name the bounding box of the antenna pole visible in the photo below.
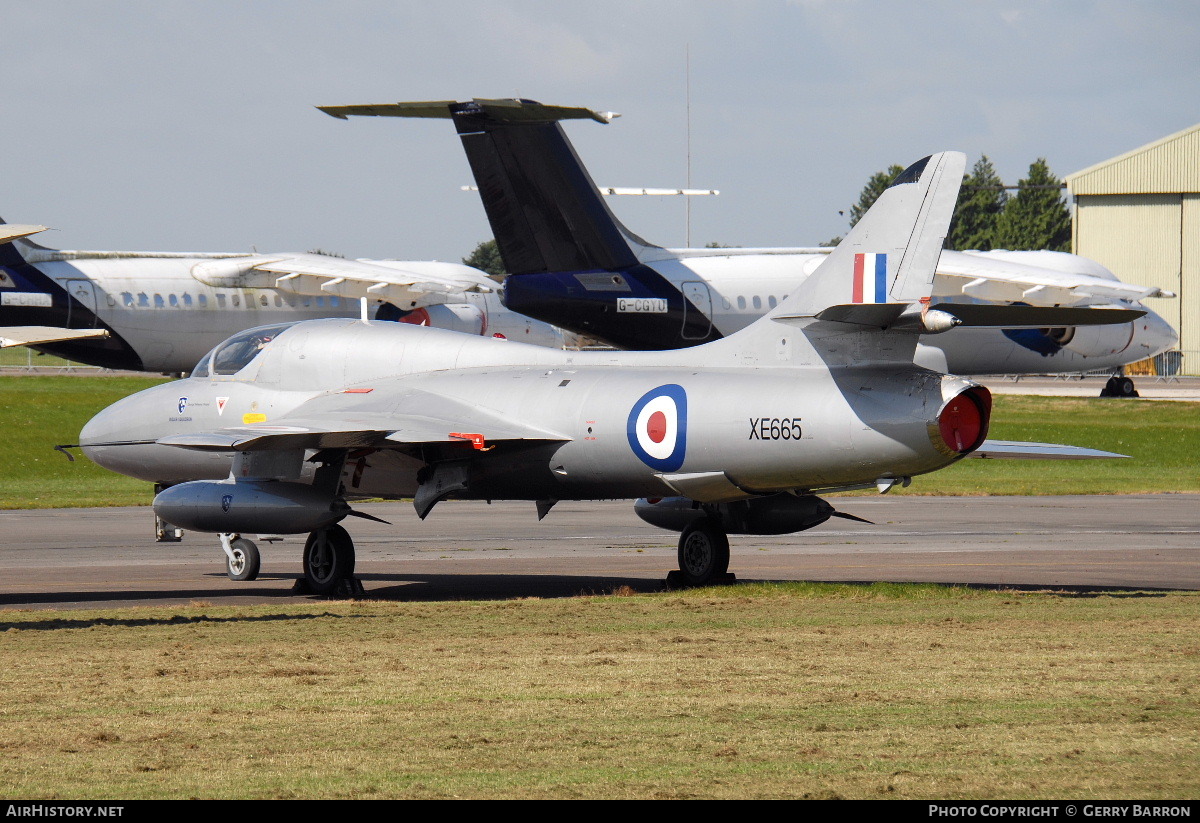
[685,44,692,248]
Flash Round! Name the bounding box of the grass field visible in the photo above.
[0,376,167,508]
[2,376,1197,508]
[0,584,1195,799]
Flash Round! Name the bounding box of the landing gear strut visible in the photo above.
[219,534,260,582]
[668,519,734,588]
[301,524,359,596]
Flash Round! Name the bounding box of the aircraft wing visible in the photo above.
[968,440,1128,460]
[156,385,569,452]
[672,246,1172,306]
[190,253,496,311]
[0,326,109,348]
[0,224,48,244]
[934,250,1174,306]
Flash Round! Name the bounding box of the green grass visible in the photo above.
[2,377,1198,509]
[0,376,168,508]
[0,584,1195,799]
[902,396,1200,495]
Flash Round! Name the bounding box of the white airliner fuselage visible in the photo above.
[0,240,564,373]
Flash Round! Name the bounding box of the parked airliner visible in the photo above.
[0,224,564,373]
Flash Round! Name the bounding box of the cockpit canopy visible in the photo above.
[190,322,298,378]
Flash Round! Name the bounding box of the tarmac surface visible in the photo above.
[2,370,1196,612]
[2,495,1196,611]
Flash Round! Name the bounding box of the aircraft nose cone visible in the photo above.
[1137,310,1178,359]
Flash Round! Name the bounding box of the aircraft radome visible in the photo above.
[319,98,1177,393]
[76,151,1130,595]
[0,223,564,374]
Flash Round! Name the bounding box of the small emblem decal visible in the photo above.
[220,494,233,513]
[177,397,188,414]
[627,384,687,472]
[216,397,229,415]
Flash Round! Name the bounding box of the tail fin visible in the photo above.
[777,152,966,321]
[696,151,965,366]
[318,98,656,275]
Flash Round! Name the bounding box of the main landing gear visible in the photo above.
[300,524,361,596]
[667,519,736,589]
[217,524,362,596]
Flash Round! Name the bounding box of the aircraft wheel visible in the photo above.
[226,537,260,582]
[676,520,730,587]
[302,524,355,595]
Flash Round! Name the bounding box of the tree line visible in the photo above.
[464,156,1074,274]
[831,156,1072,252]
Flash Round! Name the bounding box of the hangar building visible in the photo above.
[1066,123,1200,372]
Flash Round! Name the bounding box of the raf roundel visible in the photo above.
[627,384,687,472]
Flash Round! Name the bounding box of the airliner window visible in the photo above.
[210,324,294,375]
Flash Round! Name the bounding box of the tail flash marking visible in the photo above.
[852,253,888,304]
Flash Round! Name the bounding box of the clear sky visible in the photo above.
[3,1,1197,262]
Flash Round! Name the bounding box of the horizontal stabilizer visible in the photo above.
[811,303,910,327]
[0,225,48,245]
[318,98,618,124]
[0,326,109,348]
[928,304,1144,328]
[968,440,1128,460]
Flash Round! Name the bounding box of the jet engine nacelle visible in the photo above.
[1042,322,1134,357]
[400,303,486,335]
[190,258,276,288]
[634,494,835,535]
[153,479,347,534]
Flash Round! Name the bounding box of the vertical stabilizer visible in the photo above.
[773,152,965,320]
[690,151,965,366]
[318,98,654,276]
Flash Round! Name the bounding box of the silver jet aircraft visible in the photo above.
[78,152,1130,594]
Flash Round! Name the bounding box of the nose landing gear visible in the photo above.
[219,534,261,581]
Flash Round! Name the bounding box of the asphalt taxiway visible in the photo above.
[1,495,1196,611]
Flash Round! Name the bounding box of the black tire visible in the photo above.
[676,520,730,587]
[226,537,260,582]
[1117,377,1138,397]
[302,524,355,595]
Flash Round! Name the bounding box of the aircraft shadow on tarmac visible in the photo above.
[0,572,1178,613]
[0,611,338,632]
